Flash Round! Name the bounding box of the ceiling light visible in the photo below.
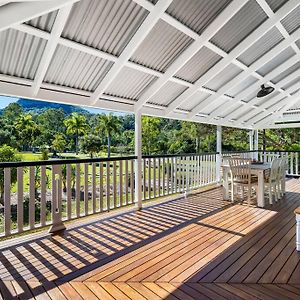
[257,84,274,98]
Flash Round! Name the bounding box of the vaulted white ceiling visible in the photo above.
[1,0,300,129]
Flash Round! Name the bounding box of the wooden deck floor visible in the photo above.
[0,179,300,299]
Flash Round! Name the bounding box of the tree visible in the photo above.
[51,134,67,157]
[96,114,121,157]
[80,134,102,158]
[36,109,66,146]
[2,103,23,125]
[0,145,20,204]
[14,114,40,150]
[141,116,161,155]
[64,113,88,155]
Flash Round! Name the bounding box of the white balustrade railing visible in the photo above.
[0,157,136,237]
[141,153,217,201]
[0,153,218,237]
[2,150,298,237]
[223,150,300,176]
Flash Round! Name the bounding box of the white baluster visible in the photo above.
[4,168,11,236]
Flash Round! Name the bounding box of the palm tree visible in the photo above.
[96,114,121,157]
[14,114,40,150]
[64,113,88,155]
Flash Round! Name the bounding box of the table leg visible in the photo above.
[257,170,265,207]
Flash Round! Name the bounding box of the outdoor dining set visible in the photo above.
[222,156,288,208]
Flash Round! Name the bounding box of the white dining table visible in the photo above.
[222,163,271,208]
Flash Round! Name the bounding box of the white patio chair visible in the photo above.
[264,158,281,205]
[228,157,258,205]
[277,157,288,198]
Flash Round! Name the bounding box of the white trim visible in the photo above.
[31,5,73,96]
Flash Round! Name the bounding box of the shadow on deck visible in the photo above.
[0,179,299,299]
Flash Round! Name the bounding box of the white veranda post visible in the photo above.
[254,130,259,160]
[249,130,254,159]
[216,126,222,184]
[135,110,142,210]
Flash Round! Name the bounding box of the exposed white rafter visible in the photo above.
[89,0,173,105]
[0,0,77,32]
[203,28,300,121]
[254,87,300,128]
[164,0,300,118]
[31,5,74,96]
[133,0,247,112]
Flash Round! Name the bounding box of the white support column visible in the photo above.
[135,110,143,210]
[254,129,259,160]
[295,208,300,251]
[216,125,222,184]
[249,130,254,159]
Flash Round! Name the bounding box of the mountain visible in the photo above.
[16,99,89,115]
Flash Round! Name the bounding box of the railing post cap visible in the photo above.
[295,207,300,215]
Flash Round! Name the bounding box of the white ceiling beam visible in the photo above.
[234,73,300,125]
[31,5,74,96]
[134,0,247,112]
[164,0,300,117]
[217,53,300,122]
[15,23,194,88]
[0,0,77,32]
[234,79,300,125]
[252,87,300,128]
[264,122,300,129]
[188,18,300,119]
[0,79,251,128]
[198,0,300,122]
[89,0,173,105]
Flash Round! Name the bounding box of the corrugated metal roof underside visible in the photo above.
[104,67,157,100]
[209,1,268,53]
[44,45,113,92]
[61,0,148,57]
[234,107,256,121]
[166,0,232,35]
[266,0,289,12]
[256,46,296,76]
[227,76,258,97]
[271,61,300,83]
[281,4,300,34]
[25,10,58,33]
[218,102,242,118]
[282,76,300,90]
[204,63,242,91]
[178,90,210,111]
[265,96,287,110]
[0,29,46,80]
[199,98,228,115]
[147,81,187,106]
[237,27,284,67]
[130,20,193,73]
[290,88,300,95]
[174,46,222,83]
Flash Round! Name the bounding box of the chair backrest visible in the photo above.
[278,157,288,177]
[228,157,251,181]
[270,158,281,182]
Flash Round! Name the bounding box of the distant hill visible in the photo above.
[16,99,89,115]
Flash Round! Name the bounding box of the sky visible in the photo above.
[0,95,128,116]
